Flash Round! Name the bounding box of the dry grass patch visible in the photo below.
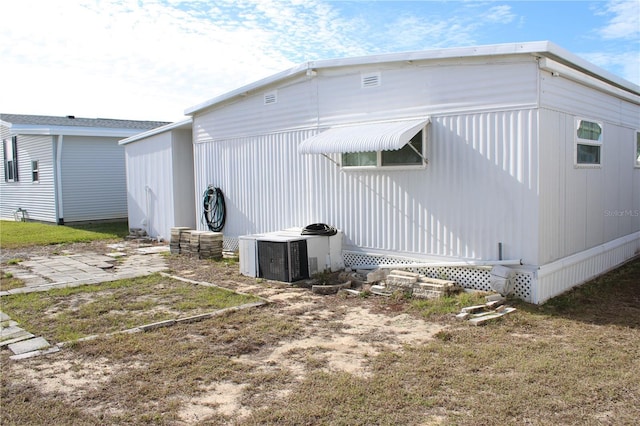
[2,255,639,425]
[1,307,302,425]
[0,270,25,291]
[1,273,260,342]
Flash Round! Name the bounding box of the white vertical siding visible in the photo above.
[61,136,127,222]
[535,232,640,303]
[0,131,57,222]
[538,108,640,264]
[194,130,316,238]
[124,130,195,240]
[194,110,539,263]
[171,129,196,232]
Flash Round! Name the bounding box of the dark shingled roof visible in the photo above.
[0,113,170,130]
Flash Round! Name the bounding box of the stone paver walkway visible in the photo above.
[1,244,170,358]
[1,246,169,296]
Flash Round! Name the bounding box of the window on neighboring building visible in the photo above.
[342,129,426,168]
[636,131,640,168]
[3,136,19,182]
[32,160,39,182]
[576,119,602,166]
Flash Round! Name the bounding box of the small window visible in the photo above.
[575,119,602,166]
[32,160,39,182]
[342,129,426,169]
[635,131,640,168]
[3,136,19,182]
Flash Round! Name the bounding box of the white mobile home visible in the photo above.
[119,119,196,241]
[184,41,639,303]
[1,114,169,224]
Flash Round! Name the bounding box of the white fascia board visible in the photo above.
[119,118,192,145]
[9,124,147,138]
[539,58,640,105]
[541,42,640,96]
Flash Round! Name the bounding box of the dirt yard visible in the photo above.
[2,240,639,425]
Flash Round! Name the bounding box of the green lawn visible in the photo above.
[0,220,128,249]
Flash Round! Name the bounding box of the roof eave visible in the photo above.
[8,124,149,138]
[119,118,193,145]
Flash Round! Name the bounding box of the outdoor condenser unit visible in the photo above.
[257,238,308,282]
[239,228,343,282]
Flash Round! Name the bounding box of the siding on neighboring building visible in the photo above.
[60,136,127,222]
[0,130,57,222]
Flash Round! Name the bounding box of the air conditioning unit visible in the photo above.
[239,228,343,282]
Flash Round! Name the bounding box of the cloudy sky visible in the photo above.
[1,0,638,122]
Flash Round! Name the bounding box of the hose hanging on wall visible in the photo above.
[202,185,226,232]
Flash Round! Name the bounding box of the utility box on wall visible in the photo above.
[239,228,344,282]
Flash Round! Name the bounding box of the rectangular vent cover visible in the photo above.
[264,91,277,104]
[361,72,381,88]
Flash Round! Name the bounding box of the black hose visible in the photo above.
[301,223,337,236]
[203,186,226,232]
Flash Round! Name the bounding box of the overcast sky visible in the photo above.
[1,0,638,122]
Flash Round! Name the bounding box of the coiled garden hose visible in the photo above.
[202,186,226,232]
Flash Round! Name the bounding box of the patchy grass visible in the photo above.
[411,290,488,319]
[1,307,301,425]
[1,257,639,425]
[0,270,24,291]
[0,273,260,342]
[0,220,128,248]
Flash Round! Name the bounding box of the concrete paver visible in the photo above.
[8,337,51,355]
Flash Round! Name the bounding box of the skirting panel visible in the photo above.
[343,251,534,302]
[535,232,640,304]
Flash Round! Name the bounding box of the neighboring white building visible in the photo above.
[119,119,195,241]
[1,114,169,224]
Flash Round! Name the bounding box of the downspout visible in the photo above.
[55,135,64,224]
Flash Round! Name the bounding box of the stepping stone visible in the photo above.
[0,331,35,347]
[8,337,51,355]
[0,312,11,322]
[10,346,60,360]
[1,325,26,339]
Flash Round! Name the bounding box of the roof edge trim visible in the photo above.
[119,118,193,145]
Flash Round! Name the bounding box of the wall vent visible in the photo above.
[361,72,381,88]
[264,91,277,105]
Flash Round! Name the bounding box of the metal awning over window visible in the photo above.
[298,117,430,154]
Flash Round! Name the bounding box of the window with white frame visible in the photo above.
[32,160,39,182]
[3,136,19,182]
[575,118,602,166]
[342,129,426,169]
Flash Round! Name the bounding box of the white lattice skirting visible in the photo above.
[343,251,535,302]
